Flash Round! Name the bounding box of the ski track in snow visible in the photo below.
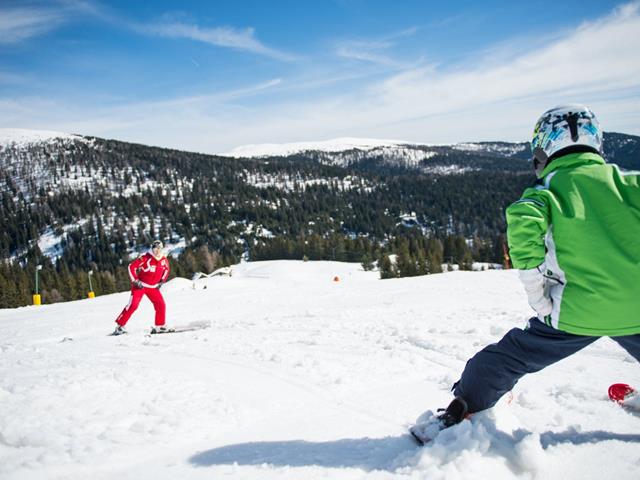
[1,261,639,479]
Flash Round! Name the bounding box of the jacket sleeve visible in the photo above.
[128,256,144,282]
[161,258,170,282]
[505,187,550,270]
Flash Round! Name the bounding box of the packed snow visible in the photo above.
[1,261,639,480]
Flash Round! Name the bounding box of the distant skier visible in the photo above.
[412,104,640,442]
[112,240,171,335]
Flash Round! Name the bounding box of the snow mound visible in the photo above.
[232,259,371,282]
[160,277,195,293]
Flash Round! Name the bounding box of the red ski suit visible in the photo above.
[115,252,170,327]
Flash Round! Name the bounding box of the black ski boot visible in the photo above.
[437,396,469,428]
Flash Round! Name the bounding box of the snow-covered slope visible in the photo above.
[0,128,84,146]
[220,137,484,173]
[220,136,533,173]
[220,137,425,158]
[1,261,638,479]
[221,137,531,161]
[453,141,529,157]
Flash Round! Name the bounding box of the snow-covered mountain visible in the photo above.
[4,129,636,184]
[220,136,531,172]
[0,130,529,177]
[0,130,524,259]
[1,260,638,479]
[222,137,530,158]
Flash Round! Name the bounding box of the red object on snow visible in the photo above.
[608,383,636,404]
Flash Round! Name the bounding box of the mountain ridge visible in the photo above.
[1,128,529,160]
[1,128,638,307]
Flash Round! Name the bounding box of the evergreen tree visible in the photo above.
[379,254,396,279]
[426,238,444,274]
[395,240,417,277]
[360,253,375,272]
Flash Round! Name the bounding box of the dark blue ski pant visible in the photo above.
[452,318,640,413]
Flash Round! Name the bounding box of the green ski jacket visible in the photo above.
[506,152,640,336]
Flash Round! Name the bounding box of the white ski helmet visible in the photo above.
[531,104,603,177]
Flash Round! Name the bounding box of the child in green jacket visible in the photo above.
[411,105,640,442]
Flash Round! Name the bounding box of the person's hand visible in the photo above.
[519,266,552,318]
[156,281,163,290]
[133,280,143,289]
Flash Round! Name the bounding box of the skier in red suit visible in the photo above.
[112,240,170,335]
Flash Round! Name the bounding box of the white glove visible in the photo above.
[519,265,552,317]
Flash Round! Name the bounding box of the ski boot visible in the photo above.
[112,325,127,336]
[150,325,175,334]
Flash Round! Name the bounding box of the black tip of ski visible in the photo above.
[409,430,425,446]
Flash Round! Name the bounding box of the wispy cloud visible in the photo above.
[0,5,67,44]
[372,2,640,120]
[212,2,640,147]
[269,4,640,145]
[78,0,298,61]
[334,27,419,67]
[0,1,296,61]
[336,44,396,66]
[137,22,298,61]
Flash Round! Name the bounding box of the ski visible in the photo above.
[148,321,211,336]
[409,397,470,445]
[409,411,448,445]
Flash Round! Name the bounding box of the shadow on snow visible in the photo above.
[190,435,417,472]
[189,429,640,471]
[539,429,640,448]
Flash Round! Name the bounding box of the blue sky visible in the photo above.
[1,0,639,153]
